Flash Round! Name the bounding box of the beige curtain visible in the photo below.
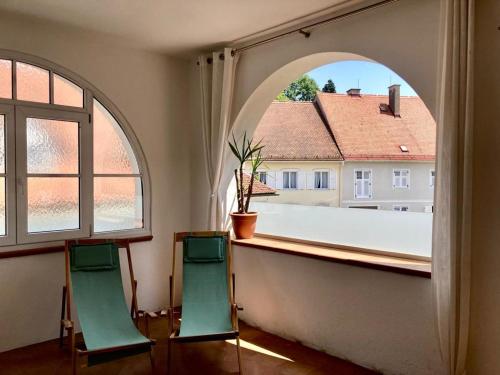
[198,48,239,230]
[432,0,474,374]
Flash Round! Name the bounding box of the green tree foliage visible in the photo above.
[322,79,337,93]
[276,75,319,101]
[275,91,290,102]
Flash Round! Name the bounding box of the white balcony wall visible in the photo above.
[251,202,433,257]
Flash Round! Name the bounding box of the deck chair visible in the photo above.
[59,239,155,374]
[167,231,243,374]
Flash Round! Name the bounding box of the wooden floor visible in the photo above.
[0,318,378,374]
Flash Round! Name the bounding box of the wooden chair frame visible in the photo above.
[167,231,243,374]
[59,238,155,374]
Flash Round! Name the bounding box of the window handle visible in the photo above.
[17,178,24,196]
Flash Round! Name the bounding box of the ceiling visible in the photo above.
[0,0,352,55]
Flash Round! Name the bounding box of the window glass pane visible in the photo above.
[0,115,5,173]
[94,177,143,232]
[16,62,49,103]
[283,172,289,188]
[259,172,266,184]
[0,177,5,236]
[27,118,79,174]
[27,177,79,232]
[0,59,12,99]
[54,74,83,107]
[322,172,328,188]
[93,100,139,174]
[314,172,320,188]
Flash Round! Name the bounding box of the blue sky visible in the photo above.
[306,60,418,96]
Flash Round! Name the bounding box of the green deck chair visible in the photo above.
[167,231,243,374]
[60,239,154,374]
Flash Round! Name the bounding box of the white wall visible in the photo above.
[0,12,191,352]
[234,245,443,375]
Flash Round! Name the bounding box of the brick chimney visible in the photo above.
[346,88,361,96]
[388,84,400,117]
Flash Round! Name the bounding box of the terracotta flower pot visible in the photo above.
[230,212,258,239]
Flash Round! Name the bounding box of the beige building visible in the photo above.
[254,160,342,206]
[248,100,343,206]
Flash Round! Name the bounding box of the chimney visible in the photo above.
[388,84,400,117]
[346,88,361,96]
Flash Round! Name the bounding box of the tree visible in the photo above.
[275,91,289,102]
[322,79,337,93]
[277,75,319,101]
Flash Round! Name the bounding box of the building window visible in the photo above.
[0,55,149,246]
[283,171,297,189]
[257,171,267,185]
[430,170,435,187]
[354,170,372,198]
[314,171,329,189]
[393,205,409,212]
[393,169,410,188]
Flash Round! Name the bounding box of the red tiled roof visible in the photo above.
[315,92,436,161]
[242,173,277,196]
[254,101,343,161]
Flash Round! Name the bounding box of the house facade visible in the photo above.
[251,85,436,212]
[340,161,434,212]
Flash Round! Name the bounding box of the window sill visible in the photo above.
[0,235,153,259]
[232,235,431,278]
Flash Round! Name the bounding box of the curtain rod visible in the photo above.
[231,0,400,56]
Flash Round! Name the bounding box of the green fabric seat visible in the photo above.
[70,243,151,366]
[178,236,233,338]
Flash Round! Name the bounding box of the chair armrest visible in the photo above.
[61,319,73,329]
[232,303,244,311]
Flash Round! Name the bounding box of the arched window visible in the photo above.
[0,54,150,245]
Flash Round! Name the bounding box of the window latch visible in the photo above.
[16,178,24,196]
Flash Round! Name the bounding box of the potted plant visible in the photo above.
[228,132,264,239]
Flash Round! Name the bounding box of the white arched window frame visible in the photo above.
[0,51,151,247]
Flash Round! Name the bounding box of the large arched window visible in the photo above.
[0,53,150,245]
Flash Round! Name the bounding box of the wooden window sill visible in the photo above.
[232,236,431,278]
[0,235,153,259]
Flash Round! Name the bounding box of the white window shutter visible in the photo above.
[368,173,373,197]
[297,171,306,189]
[276,171,283,190]
[306,171,315,189]
[329,169,336,190]
[355,181,362,198]
[267,171,276,189]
